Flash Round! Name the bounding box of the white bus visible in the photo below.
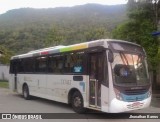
[9,39,151,113]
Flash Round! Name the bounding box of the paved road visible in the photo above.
[0,88,159,122]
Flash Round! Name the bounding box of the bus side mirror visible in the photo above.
[108,50,114,63]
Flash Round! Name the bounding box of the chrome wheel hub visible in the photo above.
[74,97,81,107]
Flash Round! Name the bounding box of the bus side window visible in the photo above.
[48,56,54,72]
[63,52,84,74]
[18,59,24,73]
[23,58,35,73]
[10,60,17,74]
[48,52,85,74]
[10,59,24,74]
[64,54,73,73]
[48,55,64,74]
[35,56,47,73]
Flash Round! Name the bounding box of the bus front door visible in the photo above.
[89,52,104,108]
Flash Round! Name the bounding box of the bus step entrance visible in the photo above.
[89,79,101,108]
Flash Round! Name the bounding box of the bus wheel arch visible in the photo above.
[22,83,30,100]
[68,88,86,113]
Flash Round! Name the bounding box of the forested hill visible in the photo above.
[0,4,127,54]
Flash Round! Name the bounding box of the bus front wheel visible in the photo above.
[23,85,30,100]
[71,91,86,114]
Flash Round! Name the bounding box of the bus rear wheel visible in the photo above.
[23,85,30,100]
[71,91,86,114]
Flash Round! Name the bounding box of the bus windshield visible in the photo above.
[112,52,150,86]
[108,42,150,86]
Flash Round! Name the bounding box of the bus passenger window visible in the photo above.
[48,56,54,72]
[35,56,47,73]
[48,55,64,74]
[24,58,35,73]
[64,52,84,74]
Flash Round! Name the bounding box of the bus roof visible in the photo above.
[11,39,141,60]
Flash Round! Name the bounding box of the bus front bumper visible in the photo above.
[108,96,151,113]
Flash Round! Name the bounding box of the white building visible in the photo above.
[0,65,9,81]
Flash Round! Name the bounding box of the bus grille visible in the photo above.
[124,89,147,95]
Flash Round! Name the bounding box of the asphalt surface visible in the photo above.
[0,88,160,122]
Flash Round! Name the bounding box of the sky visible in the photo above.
[0,0,127,14]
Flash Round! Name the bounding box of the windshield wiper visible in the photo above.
[119,51,129,65]
[136,54,142,66]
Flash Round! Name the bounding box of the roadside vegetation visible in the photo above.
[0,80,9,88]
[113,0,160,87]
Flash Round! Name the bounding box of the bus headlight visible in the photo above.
[114,88,122,101]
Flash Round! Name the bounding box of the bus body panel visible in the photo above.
[17,74,47,95]
[9,74,15,91]
[101,85,109,112]
[16,74,89,106]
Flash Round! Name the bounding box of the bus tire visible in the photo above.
[23,85,30,100]
[71,91,86,114]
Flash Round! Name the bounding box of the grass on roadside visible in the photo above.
[0,80,9,88]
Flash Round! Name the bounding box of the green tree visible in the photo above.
[45,27,64,47]
[0,45,13,64]
[113,0,160,86]
[85,27,110,41]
